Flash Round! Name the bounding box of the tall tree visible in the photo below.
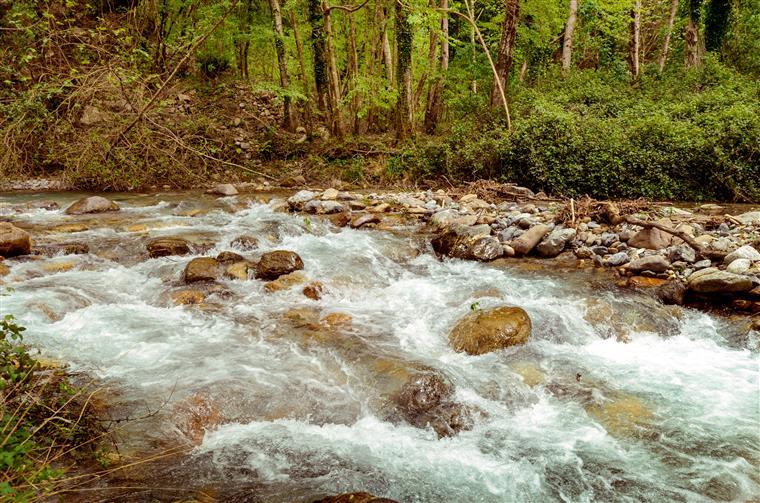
[658,0,679,71]
[424,0,449,133]
[705,0,731,52]
[629,0,641,78]
[490,0,520,107]
[561,0,578,73]
[395,0,413,139]
[268,0,297,130]
[685,0,704,67]
[309,0,330,113]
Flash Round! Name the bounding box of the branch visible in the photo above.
[624,215,727,260]
[325,0,371,13]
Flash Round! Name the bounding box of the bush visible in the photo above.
[400,63,759,202]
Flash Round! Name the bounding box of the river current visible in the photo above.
[1,192,758,502]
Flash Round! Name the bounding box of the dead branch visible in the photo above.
[624,215,727,260]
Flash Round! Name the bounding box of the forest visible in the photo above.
[0,0,758,200]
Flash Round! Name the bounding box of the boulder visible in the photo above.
[726,258,751,274]
[627,255,670,274]
[688,268,754,293]
[668,244,697,264]
[510,224,550,256]
[147,238,190,258]
[536,227,576,258]
[0,223,32,257]
[171,289,206,305]
[724,245,760,264]
[734,211,760,225]
[350,213,381,229]
[655,280,687,306]
[628,221,672,250]
[216,251,245,264]
[305,199,345,214]
[431,225,503,261]
[64,196,119,215]
[224,261,251,280]
[183,257,222,283]
[428,210,478,231]
[207,183,238,196]
[397,372,453,415]
[287,190,316,211]
[255,250,304,280]
[264,271,307,292]
[321,188,339,200]
[449,306,531,355]
[605,252,630,267]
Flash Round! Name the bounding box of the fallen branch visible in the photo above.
[624,215,727,260]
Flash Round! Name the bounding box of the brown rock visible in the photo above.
[328,212,350,227]
[171,289,206,305]
[350,213,381,229]
[0,263,10,276]
[147,238,190,258]
[264,271,307,292]
[230,235,258,250]
[628,220,673,250]
[397,372,453,416]
[183,257,222,283]
[313,493,398,503]
[303,281,325,300]
[225,261,252,280]
[321,312,352,328]
[510,225,550,256]
[173,393,222,445]
[216,251,245,264]
[255,250,304,280]
[449,306,532,355]
[629,276,668,288]
[64,196,119,215]
[0,222,32,257]
[655,280,687,306]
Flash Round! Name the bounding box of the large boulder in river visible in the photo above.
[449,306,531,355]
[688,267,754,293]
[255,250,304,280]
[147,237,190,258]
[287,190,316,211]
[64,196,119,215]
[183,257,222,283]
[0,223,32,257]
[206,183,238,196]
[510,224,550,256]
[431,225,503,261]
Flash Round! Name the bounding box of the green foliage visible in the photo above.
[400,63,760,202]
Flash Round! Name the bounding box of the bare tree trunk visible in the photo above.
[268,0,297,131]
[658,0,678,71]
[561,0,578,73]
[290,11,314,132]
[490,0,520,107]
[348,12,362,133]
[382,20,394,83]
[518,59,528,82]
[395,0,413,140]
[423,0,449,133]
[323,8,344,136]
[629,0,641,79]
[685,16,702,67]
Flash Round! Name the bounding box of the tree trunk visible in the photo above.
[290,11,314,133]
[423,0,449,133]
[490,0,520,107]
[348,12,362,133]
[685,16,701,68]
[629,0,641,79]
[309,0,329,113]
[382,19,394,83]
[268,0,297,131]
[323,8,344,136]
[395,0,413,140]
[658,0,678,72]
[518,59,528,82]
[561,0,578,73]
[414,10,439,112]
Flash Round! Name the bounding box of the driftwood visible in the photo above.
[624,215,727,261]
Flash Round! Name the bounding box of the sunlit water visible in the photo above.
[1,192,758,502]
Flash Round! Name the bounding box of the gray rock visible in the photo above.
[65,196,119,215]
[429,210,478,230]
[724,245,760,264]
[304,200,345,214]
[605,252,630,266]
[470,236,504,261]
[600,232,618,247]
[536,227,576,258]
[207,183,238,196]
[628,220,673,250]
[510,225,550,256]
[498,226,522,242]
[693,259,712,270]
[726,258,751,274]
[628,255,670,273]
[287,190,316,210]
[668,244,696,264]
[688,268,754,293]
[734,211,760,225]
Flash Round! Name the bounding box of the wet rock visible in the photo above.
[328,212,350,227]
[171,289,206,305]
[726,258,751,274]
[688,268,754,293]
[147,237,190,258]
[605,252,629,267]
[0,263,9,276]
[350,213,381,229]
[656,280,687,306]
[510,224,550,256]
[586,393,654,438]
[303,281,325,300]
[320,312,352,328]
[431,225,502,261]
[536,227,576,258]
[628,221,672,250]
[33,242,89,257]
[264,271,307,292]
[255,250,304,280]
[280,175,306,188]
[287,190,317,210]
[313,493,398,503]
[724,245,760,264]
[207,183,238,196]
[397,372,453,415]
[628,276,668,288]
[216,251,245,264]
[183,257,222,283]
[224,261,252,280]
[173,393,222,445]
[64,196,119,215]
[0,223,32,257]
[230,235,258,250]
[449,306,531,355]
[305,200,345,214]
[627,255,670,274]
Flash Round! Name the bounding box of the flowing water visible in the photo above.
[1,192,758,502]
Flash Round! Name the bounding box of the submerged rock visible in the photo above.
[64,196,119,215]
[183,257,222,283]
[230,235,259,251]
[0,223,32,257]
[171,289,206,305]
[303,281,325,300]
[449,306,531,355]
[224,261,252,280]
[264,271,307,292]
[255,250,304,280]
[147,237,190,258]
[33,242,89,257]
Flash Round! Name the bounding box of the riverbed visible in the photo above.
[1,191,758,502]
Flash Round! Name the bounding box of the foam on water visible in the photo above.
[1,193,758,501]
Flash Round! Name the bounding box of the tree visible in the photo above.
[561,0,578,73]
[658,0,679,71]
[395,0,413,139]
[268,0,298,130]
[490,0,520,107]
[685,0,704,67]
[629,0,641,78]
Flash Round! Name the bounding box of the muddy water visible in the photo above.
[1,192,758,502]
